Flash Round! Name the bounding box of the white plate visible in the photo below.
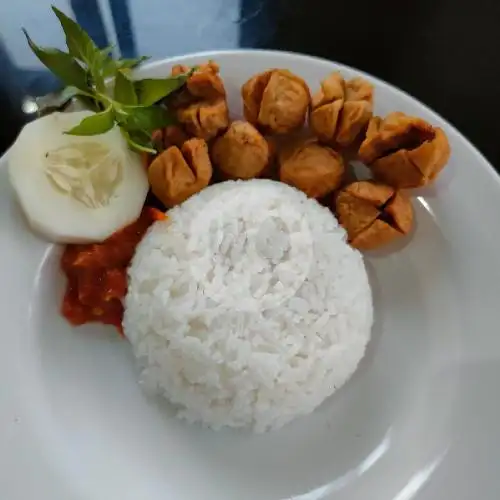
[1,50,499,500]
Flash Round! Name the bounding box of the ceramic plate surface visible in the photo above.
[1,50,499,500]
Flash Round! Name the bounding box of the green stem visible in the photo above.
[95,91,113,107]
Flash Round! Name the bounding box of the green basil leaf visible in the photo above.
[52,6,98,64]
[118,56,150,70]
[117,105,176,132]
[135,74,189,106]
[102,55,149,79]
[23,29,89,91]
[64,107,115,136]
[120,129,156,154]
[85,46,108,93]
[114,70,137,105]
[98,46,115,74]
[52,7,107,92]
[102,58,117,79]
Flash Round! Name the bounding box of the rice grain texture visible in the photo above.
[124,179,373,432]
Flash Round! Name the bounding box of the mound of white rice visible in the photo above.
[124,179,373,432]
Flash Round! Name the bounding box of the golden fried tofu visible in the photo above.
[310,72,373,148]
[169,61,229,140]
[171,61,225,100]
[335,181,413,250]
[148,138,212,207]
[177,98,229,141]
[141,126,190,170]
[279,139,344,198]
[242,69,311,134]
[358,112,450,188]
[211,121,272,179]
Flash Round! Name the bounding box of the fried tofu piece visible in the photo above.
[310,72,373,149]
[211,121,272,179]
[169,61,229,140]
[177,98,229,141]
[335,181,413,250]
[242,69,311,134]
[148,138,212,207]
[358,112,450,188]
[171,61,225,100]
[141,126,190,170]
[279,139,344,198]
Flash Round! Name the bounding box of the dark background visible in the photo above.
[1,0,498,168]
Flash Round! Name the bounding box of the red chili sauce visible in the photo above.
[60,207,166,334]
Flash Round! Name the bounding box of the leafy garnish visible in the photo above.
[23,6,190,153]
[135,72,192,106]
[120,129,157,154]
[52,7,97,63]
[103,56,150,78]
[117,105,176,132]
[23,30,90,92]
[65,107,115,135]
[114,70,138,105]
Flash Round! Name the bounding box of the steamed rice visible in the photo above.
[124,179,373,432]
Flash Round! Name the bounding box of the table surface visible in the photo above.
[1,0,499,168]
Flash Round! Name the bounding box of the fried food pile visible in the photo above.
[144,61,451,250]
[170,62,229,141]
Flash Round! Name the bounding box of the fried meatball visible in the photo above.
[279,139,344,198]
[211,121,272,179]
